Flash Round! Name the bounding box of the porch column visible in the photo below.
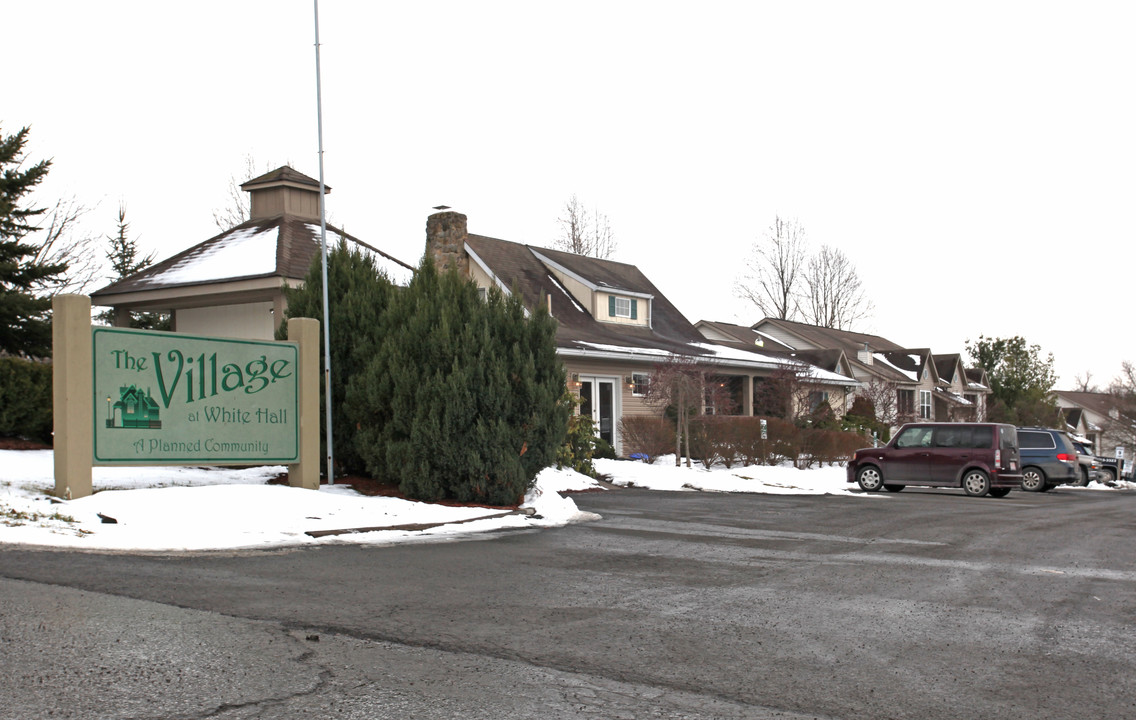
[743,375,753,416]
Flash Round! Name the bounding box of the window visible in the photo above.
[934,426,988,449]
[631,372,649,397]
[895,426,934,448]
[808,390,829,413]
[897,389,915,417]
[919,390,932,419]
[608,295,637,319]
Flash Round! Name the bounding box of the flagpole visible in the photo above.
[313,0,334,485]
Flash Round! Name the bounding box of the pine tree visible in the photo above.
[279,239,397,476]
[99,203,167,329]
[351,259,569,505]
[0,126,68,357]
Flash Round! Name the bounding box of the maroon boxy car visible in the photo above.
[847,423,1023,497]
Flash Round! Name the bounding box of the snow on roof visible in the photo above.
[874,353,918,382]
[137,225,278,287]
[568,341,856,384]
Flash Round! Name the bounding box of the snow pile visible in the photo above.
[0,451,602,551]
[596,456,850,495]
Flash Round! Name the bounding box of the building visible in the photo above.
[91,167,414,340]
[697,317,990,427]
[425,211,857,454]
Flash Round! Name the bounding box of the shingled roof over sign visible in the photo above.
[93,216,414,299]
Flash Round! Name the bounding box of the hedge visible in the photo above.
[0,357,53,444]
[621,414,870,468]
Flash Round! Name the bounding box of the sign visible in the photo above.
[760,418,768,440]
[92,328,298,464]
[1117,446,1125,460]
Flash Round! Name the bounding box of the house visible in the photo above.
[1055,390,1135,463]
[91,167,414,340]
[106,385,162,429]
[425,211,858,454]
[697,317,990,427]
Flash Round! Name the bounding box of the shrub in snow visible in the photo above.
[348,260,568,505]
[279,240,398,476]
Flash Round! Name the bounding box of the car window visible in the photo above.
[1018,431,1055,449]
[934,426,973,448]
[895,426,934,448]
[999,426,1018,450]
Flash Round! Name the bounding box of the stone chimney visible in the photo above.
[240,166,328,222]
[857,343,874,365]
[425,211,470,276]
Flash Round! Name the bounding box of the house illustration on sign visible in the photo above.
[105,385,162,429]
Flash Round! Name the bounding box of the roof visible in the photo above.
[1054,390,1121,420]
[751,317,990,391]
[467,234,705,355]
[93,215,414,299]
[240,166,328,192]
[755,317,907,355]
[695,320,795,351]
[464,235,856,384]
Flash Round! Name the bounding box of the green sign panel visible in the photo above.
[92,328,299,464]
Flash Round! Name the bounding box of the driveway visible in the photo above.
[1,486,1134,719]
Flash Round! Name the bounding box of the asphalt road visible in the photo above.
[1,484,1135,719]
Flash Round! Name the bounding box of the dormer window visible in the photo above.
[610,296,637,319]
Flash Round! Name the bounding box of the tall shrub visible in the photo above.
[278,239,397,476]
[350,260,568,505]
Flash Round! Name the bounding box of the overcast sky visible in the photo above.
[9,1,1135,387]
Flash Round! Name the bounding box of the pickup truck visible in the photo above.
[1071,439,1125,484]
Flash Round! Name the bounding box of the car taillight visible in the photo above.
[1057,453,1076,463]
[995,449,1002,468]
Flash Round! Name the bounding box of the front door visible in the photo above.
[579,377,616,449]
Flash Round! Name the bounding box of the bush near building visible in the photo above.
[622,414,867,469]
[0,356,53,444]
[347,259,569,506]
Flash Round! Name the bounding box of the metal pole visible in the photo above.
[313,0,334,485]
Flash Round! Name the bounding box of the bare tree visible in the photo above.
[29,196,101,294]
[645,354,711,467]
[801,244,873,331]
[1073,372,1098,392]
[553,194,617,259]
[213,155,276,231]
[752,358,827,424]
[734,216,807,320]
[1104,362,1136,457]
[858,377,900,428]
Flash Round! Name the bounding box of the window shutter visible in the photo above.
[608,296,615,317]
[630,299,638,320]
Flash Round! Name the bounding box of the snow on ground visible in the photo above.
[0,450,1130,552]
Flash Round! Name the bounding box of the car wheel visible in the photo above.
[988,487,1011,498]
[963,470,991,497]
[1020,467,1046,492]
[1102,468,1118,484]
[856,466,884,492]
[883,484,905,492]
[1075,468,1090,487]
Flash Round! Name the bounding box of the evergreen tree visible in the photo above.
[350,259,568,505]
[278,239,397,476]
[99,203,167,329]
[0,126,67,357]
